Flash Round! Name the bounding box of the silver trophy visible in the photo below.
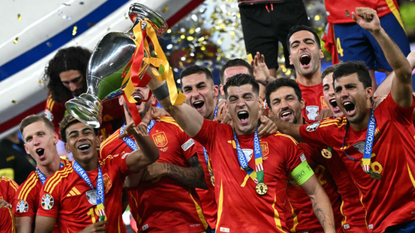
[65,3,167,128]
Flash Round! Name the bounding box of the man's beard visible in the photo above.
[123,100,151,119]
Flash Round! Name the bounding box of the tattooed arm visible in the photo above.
[141,154,207,189]
[300,175,335,233]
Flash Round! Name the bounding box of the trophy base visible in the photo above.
[65,93,102,128]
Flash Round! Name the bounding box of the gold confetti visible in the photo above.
[72,25,77,36]
[314,15,321,21]
[38,79,44,84]
[13,37,18,44]
[12,100,18,104]
[163,6,168,13]
[167,29,172,33]
[180,35,185,39]
[18,14,21,20]
[46,42,52,47]
[187,36,194,41]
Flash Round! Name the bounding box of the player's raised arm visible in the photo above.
[353,7,412,107]
[146,66,205,137]
[118,121,160,173]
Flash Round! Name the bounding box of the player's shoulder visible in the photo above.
[0,176,18,190]
[269,132,299,146]
[16,171,40,200]
[157,116,183,132]
[43,164,74,194]
[100,128,122,153]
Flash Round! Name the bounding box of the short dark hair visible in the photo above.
[266,78,302,110]
[180,65,214,85]
[332,61,371,89]
[220,59,253,85]
[321,64,340,81]
[286,25,321,53]
[20,115,55,139]
[223,74,259,97]
[59,114,97,143]
[45,46,91,103]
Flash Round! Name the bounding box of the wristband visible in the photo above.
[152,82,169,101]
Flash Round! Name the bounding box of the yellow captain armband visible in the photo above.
[290,161,314,186]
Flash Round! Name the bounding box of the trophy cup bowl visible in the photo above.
[65,3,168,128]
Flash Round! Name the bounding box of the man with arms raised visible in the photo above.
[287,25,329,123]
[146,65,335,231]
[101,84,208,232]
[275,8,415,232]
[34,114,159,233]
[266,78,367,232]
[14,115,70,233]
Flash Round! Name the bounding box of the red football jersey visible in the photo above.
[102,117,208,232]
[299,94,415,232]
[13,160,70,233]
[193,119,306,232]
[297,82,328,124]
[195,142,217,229]
[0,176,18,233]
[285,143,342,233]
[37,155,133,233]
[325,0,399,24]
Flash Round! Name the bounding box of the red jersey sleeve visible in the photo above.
[102,151,135,177]
[37,177,62,218]
[13,172,40,218]
[180,132,198,161]
[299,119,339,147]
[277,133,304,173]
[379,93,415,124]
[193,119,228,161]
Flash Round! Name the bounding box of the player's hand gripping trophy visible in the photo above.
[65,3,183,128]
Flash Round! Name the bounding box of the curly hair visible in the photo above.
[45,46,91,103]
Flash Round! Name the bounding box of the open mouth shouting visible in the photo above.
[36,148,46,160]
[279,108,294,122]
[329,98,342,115]
[299,53,311,68]
[342,100,356,116]
[77,143,91,153]
[132,92,145,107]
[237,110,250,125]
[192,100,205,111]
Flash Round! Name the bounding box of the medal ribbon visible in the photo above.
[233,128,264,184]
[73,161,105,218]
[120,121,156,151]
[203,105,218,176]
[37,163,64,185]
[342,109,376,174]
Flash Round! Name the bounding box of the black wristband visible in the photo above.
[152,82,169,101]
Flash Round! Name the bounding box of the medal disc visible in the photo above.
[210,176,215,187]
[321,149,332,159]
[255,182,268,195]
[370,172,382,180]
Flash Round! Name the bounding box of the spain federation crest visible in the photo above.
[16,200,29,213]
[41,194,54,210]
[152,131,168,147]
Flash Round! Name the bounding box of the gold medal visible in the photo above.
[321,148,332,159]
[210,176,215,187]
[255,182,268,195]
[370,171,382,180]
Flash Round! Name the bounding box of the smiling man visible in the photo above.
[274,7,415,232]
[146,65,335,232]
[34,114,159,233]
[266,78,367,232]
[287,25,328,123]
[14,115,69,233]
[100,84,208,232]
